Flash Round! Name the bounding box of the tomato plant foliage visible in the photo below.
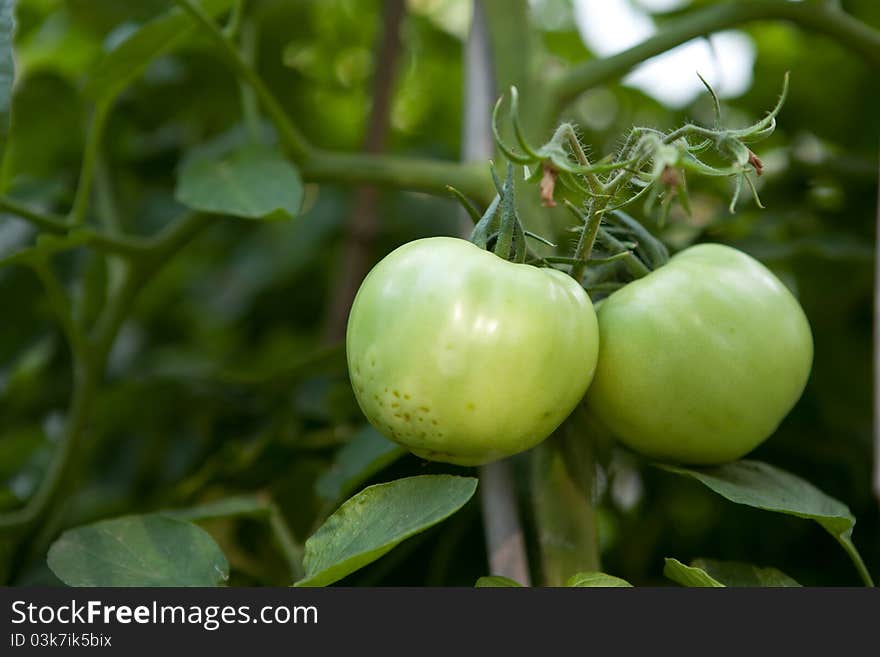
[0,0,877,588]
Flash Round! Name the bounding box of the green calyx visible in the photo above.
[492,73,789,222]
[448,73,789,293]
[449,162,554,265]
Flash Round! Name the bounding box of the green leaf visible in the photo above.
[295,475,478,587]
[658,460,873,586]
[315,427,406,506]
[15,9,101,82]
[475,576,524,587]
[47,514,229,587]
[164,495,269,522]
[566,572,633,587]
[0,0,15,167]
[663,558,725,587]
[175,145,304,220]
[691,558,801,587]
[84,0,235,103]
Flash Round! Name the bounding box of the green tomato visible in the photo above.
[346,237,599,466]
[586,243,813,465]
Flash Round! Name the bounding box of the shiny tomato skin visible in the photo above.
[346,237,600,466]
[586,243,813,465]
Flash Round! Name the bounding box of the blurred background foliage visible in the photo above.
[0,0,877,586]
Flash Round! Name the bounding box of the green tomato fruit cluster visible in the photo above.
[585,243,813,464]
[345,237,600,466]
[346,238,812,467]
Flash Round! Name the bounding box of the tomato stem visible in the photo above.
[566,199,602,282]
[492,163,516,260]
